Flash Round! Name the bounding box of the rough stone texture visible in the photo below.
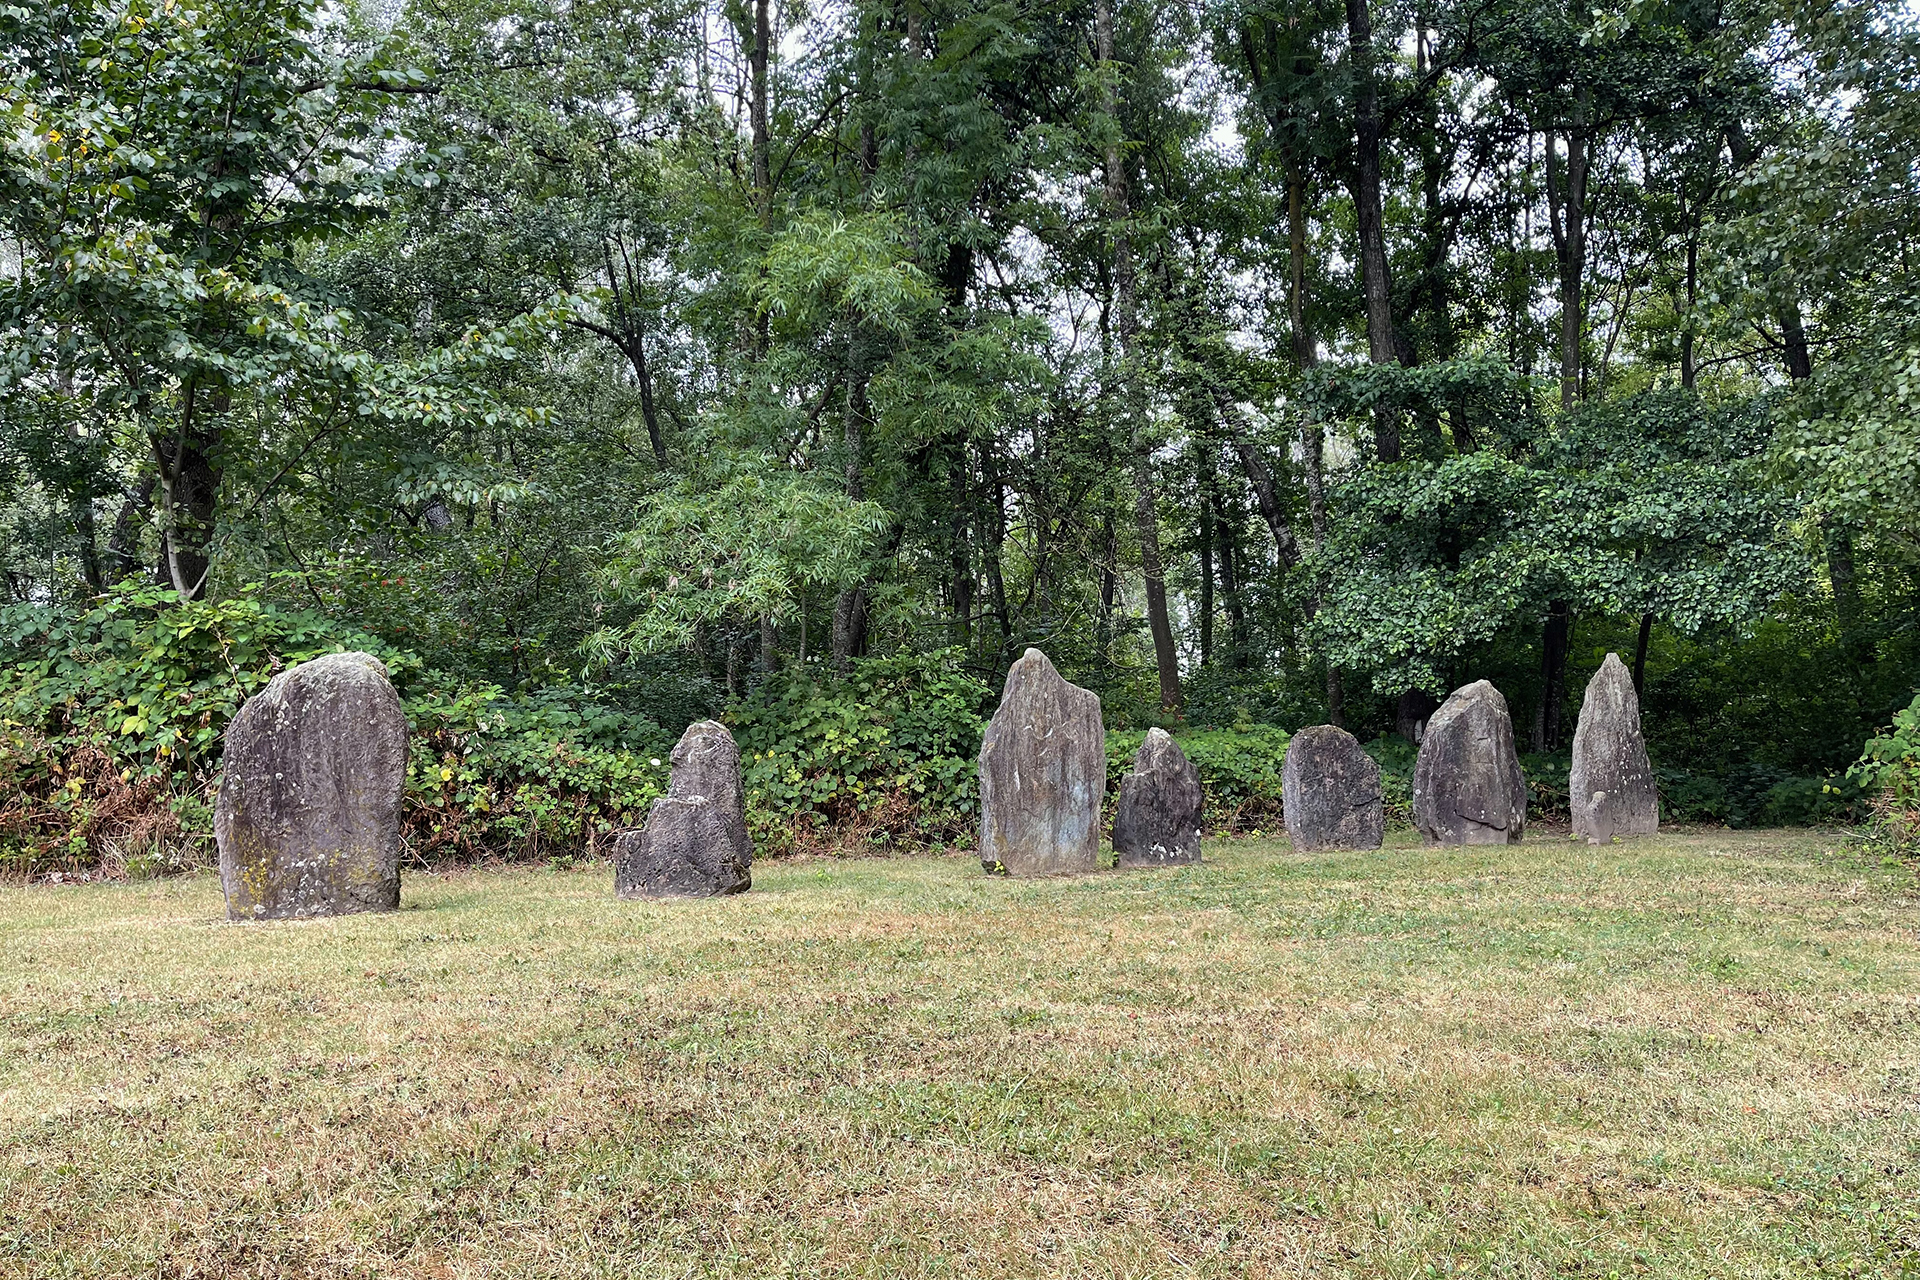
[1112,728,1203,868]
[216,651,406,921]
[1570,653,1659,844]
[1282,724,1384,851]
[978,648,1105,877]
[615,720,752,898]
[1412,680,1527,845]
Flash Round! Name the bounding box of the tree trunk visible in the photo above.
[1544,119,1590,413]
[1680,230,1697,391]
[749,0,771,225]
[1632,611,1653,695]
[1197,478,1215,668]
[1217,509,1245,668]
[831,338,872,670]
[1531,600,1572,751]
[1096,514,1118,668]
[107,469,156,583]
[1396,690,1438,744]
[1345,0,1402,462]
[1828,522,1868,663]
[151,381,224,601]
[1097,0,1182,712]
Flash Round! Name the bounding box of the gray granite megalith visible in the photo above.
[216,651,407,921]
[1112,728,1203,868]
[615,719,752,898]
[1282,724,1384,851]
[978,648,1105,876]
[1570,653,1659,844]
[1412,680,1528,845]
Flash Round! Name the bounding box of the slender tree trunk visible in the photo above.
[1345,0,1402,462]
[831,333,872,670]
[1828,522,1868,663]
[1543,118,1590,413]
[1197,476,1215,668]
[1287,171,1343,724]
[949,459,972,651]
[151,381,224,601]
[1217,510,1245,668]
[1096,514,1118,668]
[1531,600,1571,751]
[107,469,156,583]
[1725,122,1814,385]
[984,447,1012,656]
[1097,0,1181,711]
[1681,229,1698,391]
[1632,611,1653,695]
[749,0,770,223]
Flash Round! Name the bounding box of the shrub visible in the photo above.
[730,651,995,855]
[404,681,670,861]
[0,583,669,874]
[1849,692,1920,856]
[1106,725,1292,833]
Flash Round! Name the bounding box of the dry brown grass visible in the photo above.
[1,829,1916,1278]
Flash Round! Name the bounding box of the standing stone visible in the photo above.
[1113,728,1203,867]
[978,648,1105,876]
[615,720,752,898]
[1570,653,1658,844]
[1282,725,1384,851]
[216,651,407,921]
[1412,680,1527,845]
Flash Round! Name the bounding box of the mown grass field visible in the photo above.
[1,830,1917,1278]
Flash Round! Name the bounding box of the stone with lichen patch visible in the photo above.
[1113,728,1203,868]
[1282,724,1384,851]
[978,649,1105,877]
[614,720,752,898]
[1570,653,1658,844]
[216,651,407,921]
[1412,680,1527,846]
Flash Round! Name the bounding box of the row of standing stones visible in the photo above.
[210,647,1658,920]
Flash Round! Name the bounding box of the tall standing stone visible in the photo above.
[1412,680,1527,845]
[216,651,407,921]
[615,720,753,898]
[1112,728,1203,867]
[1282,725,1384,851]
[1570,653,1659,844]
[978,649,1105,876]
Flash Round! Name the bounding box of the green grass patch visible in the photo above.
[1,830,1917,1277]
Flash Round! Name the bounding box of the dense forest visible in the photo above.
[4,0,1919,869]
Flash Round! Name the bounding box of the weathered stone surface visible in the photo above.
[216,651,406,921]
[978,648,1105,877]
[1282,724,1384,851]
[1412,680,1527,845]
[1570,653,1658,844]
[615,719,752,898]
[1113,728,1203,867]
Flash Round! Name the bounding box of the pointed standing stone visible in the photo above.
[978,649,1105,876]
[1570,653,1658,844]
[1112,728,1203,867]
[1282,725,1384,851]
[1412,680,1528,845]
[615,720,753,898]
[216,651,407,921]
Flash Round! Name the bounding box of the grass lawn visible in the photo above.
[1,830,1917,1278]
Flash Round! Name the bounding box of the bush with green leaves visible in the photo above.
[1849,693,1920,855]
[0,583,668,874]
[729,651,994,854]
[1105,725,1292,833]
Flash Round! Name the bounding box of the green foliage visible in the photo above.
[0,583,670,872]
[403,681,670,861]
[0,582,404,872]
[1105,725,1292,832]
[730,651,994,854]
